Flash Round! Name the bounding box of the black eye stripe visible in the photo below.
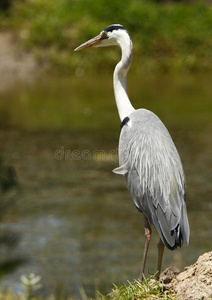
[104,25,125,33]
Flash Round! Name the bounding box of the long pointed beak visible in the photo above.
[74,34,102,51]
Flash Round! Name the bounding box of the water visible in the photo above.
[0,72,211,298]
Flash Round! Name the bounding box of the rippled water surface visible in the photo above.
[0,73,211,298]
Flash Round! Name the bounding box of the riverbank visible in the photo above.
[0,1,212,93]
[104,252,212,300]
[1,0,212,74]
[0,32,38,92]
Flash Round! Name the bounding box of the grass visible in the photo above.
[98,277,176,300]
[0,274,176,300]
[1,0,212,73]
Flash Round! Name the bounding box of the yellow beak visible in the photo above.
[74,34,103,51]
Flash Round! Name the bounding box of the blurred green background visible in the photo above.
[1,0,212,73]
[0,0,211,299]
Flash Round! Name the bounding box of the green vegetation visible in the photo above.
[98,277,176,300]
[1,0,212,73]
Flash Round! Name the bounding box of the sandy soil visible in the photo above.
[160,251,212,300]
[0,32,38,92]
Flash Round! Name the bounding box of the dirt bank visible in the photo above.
[160,251,212,300]
[0,32,38,92]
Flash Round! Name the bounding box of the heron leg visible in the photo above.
[140,214,151,281]
[156,238,164,280]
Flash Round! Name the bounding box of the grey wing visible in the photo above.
[114,109,190,250]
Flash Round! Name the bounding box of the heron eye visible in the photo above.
[101,31,108,39]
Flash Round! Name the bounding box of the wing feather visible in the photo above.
[117,109,189,249]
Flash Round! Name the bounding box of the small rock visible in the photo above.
[159,266,180,284]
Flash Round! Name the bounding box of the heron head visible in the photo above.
[74,24,128,51]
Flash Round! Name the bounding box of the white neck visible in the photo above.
[113,32,135,121]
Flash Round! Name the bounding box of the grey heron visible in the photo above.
[75,24,190,280]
